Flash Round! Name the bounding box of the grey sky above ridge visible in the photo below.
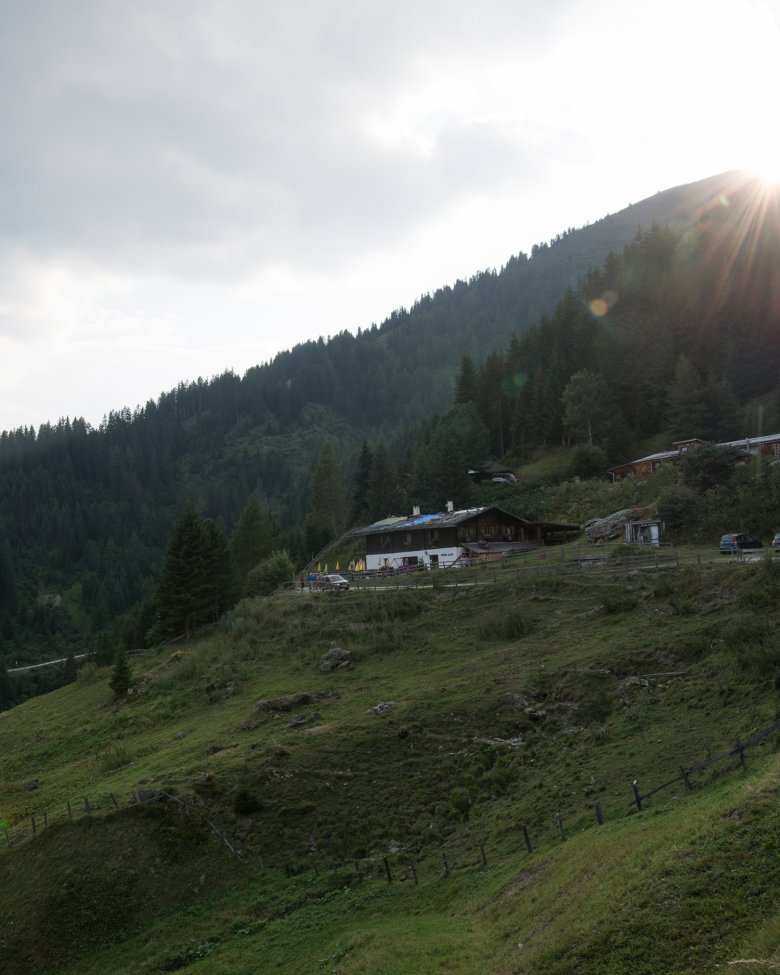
[1,0,779,430]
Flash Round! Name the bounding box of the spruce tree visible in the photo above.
[109,647,132,698]
[667,355,706,437]
[454,354,478,405]
[230,493,279,583]
[156,507,235,639]
[308,439,347,542]
[365,443,400,522]
[351,442,373,525]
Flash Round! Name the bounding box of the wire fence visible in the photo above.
[4,717,779,887]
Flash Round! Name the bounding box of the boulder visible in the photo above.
[582,507,645,543]
[319,647,354,673]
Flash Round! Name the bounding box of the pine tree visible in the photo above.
[667,355,707,437]
[156,507,235,639]
[365,443,400,522]
[350,442,373,525]
[308,439,347,542]
[454,354,478,405]
[230,493,279,583]
[109,647,132,698]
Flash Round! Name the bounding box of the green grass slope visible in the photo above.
[1,558,780,974]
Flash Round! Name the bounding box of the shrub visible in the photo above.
[233,788,262,815]
[566,444,609,480]
[601,591,639,614]
[657,486,700,535]
[477,608,533,641]
[245,550,295,596]
[100,742,133,771]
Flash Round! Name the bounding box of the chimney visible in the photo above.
[412,505,421,517]
[446,500,454,513]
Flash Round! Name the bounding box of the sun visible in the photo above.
[745,145,780,186]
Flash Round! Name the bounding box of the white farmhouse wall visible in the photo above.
[365,547,462,571]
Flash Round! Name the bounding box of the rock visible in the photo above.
[319,647,353,673]
[582,507,646,543]
[137,788,165,803]
[369,701,396,714]
[616,676,650,704]
[288,714,308,728]
[524,707,547,721]
[22,778,39,791]
[473,736,525,749]
[193,772,218,796]
[254,692,315,713]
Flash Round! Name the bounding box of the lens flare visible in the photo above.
[589,290,619,318]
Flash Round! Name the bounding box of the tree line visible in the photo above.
[2,179,779,704]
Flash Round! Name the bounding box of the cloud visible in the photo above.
[0,1,576,280]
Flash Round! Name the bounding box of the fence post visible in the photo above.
[479,842,488,867]
[522,824,532,852]
[43,809,48,827]
[632,781,643,811]
[735,738,747,771]
[594,801,604,825]
[557,814,565,841]
[442,852,450,877]
[680,766,692,790]
[31,814,36,835]
[383,857,393,882]
[410,861,418,884]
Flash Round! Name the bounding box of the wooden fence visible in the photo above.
[4,715,779,886]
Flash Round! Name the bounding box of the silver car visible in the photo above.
[314,573,350,591]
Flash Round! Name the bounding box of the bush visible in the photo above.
[245,550,295,596]
[566,444,609,480]
[477,608,533,641]
[100,742,133,771]
[657,486,700,535]
[233,788,262,814]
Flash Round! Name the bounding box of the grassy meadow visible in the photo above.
[1,556,780,974]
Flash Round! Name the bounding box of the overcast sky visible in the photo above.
[1,0,778,431]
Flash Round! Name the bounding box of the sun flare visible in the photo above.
[746,151,780,187]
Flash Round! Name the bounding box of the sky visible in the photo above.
[2,0,779,432]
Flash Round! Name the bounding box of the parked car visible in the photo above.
[719,532,763,554]
[313,573,350,591]
[771,532,780,552]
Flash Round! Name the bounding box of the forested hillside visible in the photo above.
[1,169,778,702]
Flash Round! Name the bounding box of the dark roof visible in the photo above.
[350,505,530,538]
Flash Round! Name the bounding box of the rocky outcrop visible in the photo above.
[582,507,646,543]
